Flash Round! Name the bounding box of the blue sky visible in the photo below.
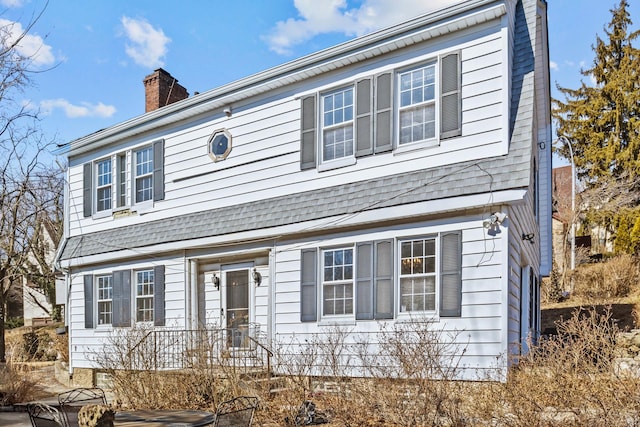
[1,0,635,167]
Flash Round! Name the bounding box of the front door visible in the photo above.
[223,267,251,348]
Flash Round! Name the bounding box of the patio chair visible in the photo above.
[26,402,69,427]
[57,388,107,427]
[214,396,259,427]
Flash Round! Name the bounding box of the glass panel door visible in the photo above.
[226,269,249,348]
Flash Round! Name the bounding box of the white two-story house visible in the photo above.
[56,0,551,383]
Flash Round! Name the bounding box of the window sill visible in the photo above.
[92,210,112,220]
[396,312,438,323]
[318,318,356,327]
[317,156,356,172]
[394,138,439,155]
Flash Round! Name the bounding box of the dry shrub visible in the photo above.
[92,324,260,411]
[6,326,60,362]
[473,307,640,426]
[0,360,38,405]
[571,254,639,300]
[91,312,640,426]
[266,320,470,426]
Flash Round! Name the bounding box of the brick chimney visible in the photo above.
[143,68,189,113]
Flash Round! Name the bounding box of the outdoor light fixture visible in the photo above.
[212,274,220,290]
[482,212,507,229]
[253,268,262,286]
[522,233,535,244]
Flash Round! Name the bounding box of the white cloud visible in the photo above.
[550,60,558,71]
[0,18,55,67]
[40,99,117,118]
[264,0,461,55]
[0,0,24,8]
[121,16,170,68]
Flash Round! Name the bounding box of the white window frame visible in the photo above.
[95,158,112,213]
[135,269,154,323]
[96,274,113,326]
[319,86,356,170]
[134,145,154,204]
[321,246,355,318]
[396,60,439,152]
[116,152,128,208]
[398,236,438,314]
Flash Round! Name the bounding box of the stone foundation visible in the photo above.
[614,329,640,376]
[71,367,96,387]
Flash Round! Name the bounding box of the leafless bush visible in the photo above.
[0,360,38,405]
[473,307,640,426]
[90,312,640,425]
[92,325,257,411]
[269,320,469,426]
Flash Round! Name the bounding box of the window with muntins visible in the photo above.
[322,248,354,316]
[117,153,127,208]
[97,275,113,325]
[322,87,354,162]
[300,232,462,322]
[96,159,112,212]
[84,265,165,329]
[398,63,436,145]
[299,52,460,170]
[135,146,153,203]
[136,269,154,322]
[83,140,164,217]
[399,237,437,312]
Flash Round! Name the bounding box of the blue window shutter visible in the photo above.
[154,265,165,326]
[84,275,94,329]
[300,248,317,322]
[374,72,393,153]
[355,78,373,157]
[440,231,462,317]
[83,163,92,217]
[356,242,373,320]
[374,239,394,319]
[112,270,132,327]
[300,95,317,170]
[153,139,165,201]
[440,51,462,139]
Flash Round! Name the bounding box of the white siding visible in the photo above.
[68,255,186,369]
[66,27,507,238]
[272,215,508,379]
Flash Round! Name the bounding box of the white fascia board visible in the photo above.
[63,0,506,158]
[59,188,526,268]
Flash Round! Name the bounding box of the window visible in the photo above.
[300,232,461,322]
[96,159,112,212]
[399,237,436,312]
[322,248,354,316]
[322,87,354,162]
[398,63,436,145]
[96,275,113,325]
[84,265,165,329]
[208,129,233,162]
[135,146,153,203]
[117,153,127,208]
[83,139,164,217]
[136,269,155,322]
[300,52,460,170]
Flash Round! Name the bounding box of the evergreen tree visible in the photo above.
[553,0,640,183]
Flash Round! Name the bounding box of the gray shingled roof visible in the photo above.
[59,0,536,261]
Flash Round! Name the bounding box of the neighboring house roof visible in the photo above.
[58,0,537,261]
